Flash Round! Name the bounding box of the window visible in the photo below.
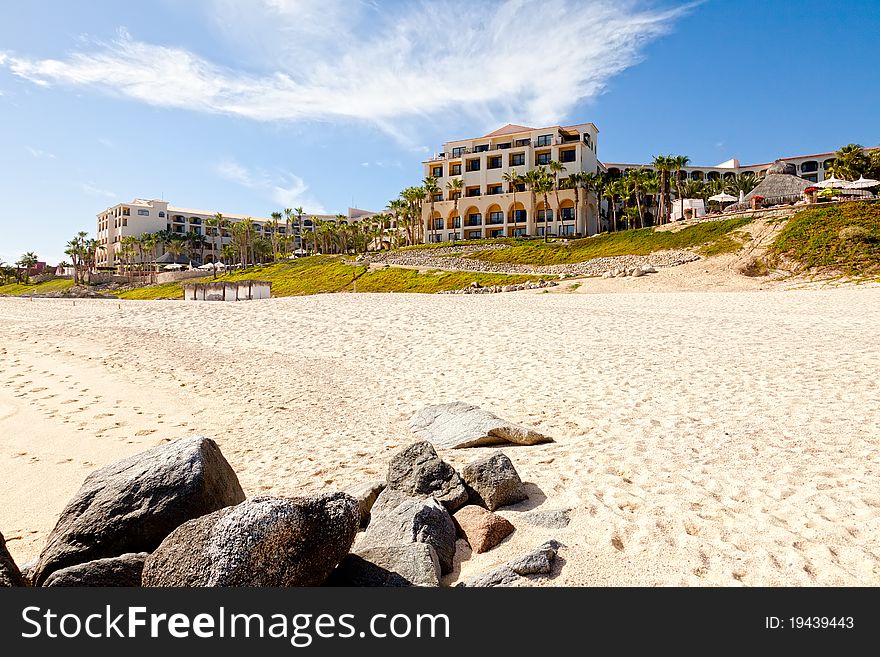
[537,226,546,236]
[122,207,130,216]
[453,217,461,228]
[158,211,165,218]
[448,232,459,241]
[432,193,442,202]
[488,184,502,195]
[488,156,502,169]
[450,163,462,175]
[536,152,551,165]
[537,209,553,222]
[466,213,482,226]
[512,227,526,237]
[562,224,575,235]
[122,218,128,226]
[489,229,503,238]
[466,186,481,197]
[800,161,818,173]
[432,218,444,229]
[474,144,489,153]
[515,138,530,147]
[560,149,576,163]
[561,207,575,220]
[466,158,481,172]
[432,166,443,177]
[452,147,465,158]
[489,211,504,224]
[466,231,482,240]
[497,142,511,149]
[510,153,525,167]
[536,134,552,147]
[512,209,527,223]
[137,209,149,216]
[429,234,442,243]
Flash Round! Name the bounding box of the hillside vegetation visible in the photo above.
[115,257,544,300]
[768,201,880,276]
[0,278,74,296]
[462,217,752,265]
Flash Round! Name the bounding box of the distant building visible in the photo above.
[95,200,375,266]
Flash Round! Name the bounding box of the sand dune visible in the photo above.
[1,287,878,585]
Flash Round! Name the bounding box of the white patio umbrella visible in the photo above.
[848,175,879,189]
[708,192,737,203]
[815,175,852,189]
[163,263,184,270]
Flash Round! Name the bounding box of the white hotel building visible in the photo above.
[96,199,375,267]
[420,123,602,241]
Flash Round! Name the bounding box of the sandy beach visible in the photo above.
[2,285,879,585]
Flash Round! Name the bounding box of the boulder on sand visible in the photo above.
[359,497,457,575]
[453,506,514,553]
[346,480,386,527]
[43,553,148,587]
[1,531,27,587]
[142,493,359,587]
[409,402,551,449]
[324,544,440,587]
[32,436,245,586]
[461,451,528,511]
[386,441,468,512]
[457,540,563,587]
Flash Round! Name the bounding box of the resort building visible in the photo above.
[602,147,880,184]
[420,123,602,241]
[95,199,375,266]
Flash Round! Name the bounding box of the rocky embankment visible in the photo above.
[0,403,562,588]
[358,244,700,278]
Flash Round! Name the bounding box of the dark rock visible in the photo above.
[368,488,414,520]
[43,553,147,587]
[141,493,359,587]
[386,441,468,512]
[346,480,386,527]
[0,531,27,587]
[409,402,551,449]
[359,497,457,575]
[457,540,562,587]
[32,436,245,585]
[461,451,528,511]
[453,505,514,553]
[324,544,440,587]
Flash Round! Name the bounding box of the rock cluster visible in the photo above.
[438,279,558,294]
[3,404,564,588]
[601,265,658,278]
[360,245,699,278]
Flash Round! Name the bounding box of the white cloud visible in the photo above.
[81,183,115,199]
[2,1,690,133]
[26,146,56,159]
[215,159,326,213]
[98,137,115,148]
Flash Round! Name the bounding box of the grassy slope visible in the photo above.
[464,217,753,265]
[115,257,544,300]
[768,201,880,276]
[0,278,74,296]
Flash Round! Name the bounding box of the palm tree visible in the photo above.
[524,167,546,236]
[548,160,566,229]
[827,144,870,180]
[269,212,282,261]
[724,173,759,197]
[532,170,555,243]
[294,207,304,254]
[602,183,618,232]
[624,169,651,228]
[651,155,674,224]
[423,176,440,243]
[446,177,464,242]
[672,155,690,210]
[283,207,294,256]
[206,214,225,277]
[16,252,39,284]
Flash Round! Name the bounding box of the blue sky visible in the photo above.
[1,0,878,264]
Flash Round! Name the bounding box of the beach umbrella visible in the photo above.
[815,175,852,189]
[164,263,184,270]
[848,175,879,189]
[708,192,737,203]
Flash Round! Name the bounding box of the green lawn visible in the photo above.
[114,256,546,300]
[0,278,75,296]
[768,201,880,276]
[462,217,753,265]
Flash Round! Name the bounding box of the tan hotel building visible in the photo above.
[96,199,374,266]
[420,123,602,241]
